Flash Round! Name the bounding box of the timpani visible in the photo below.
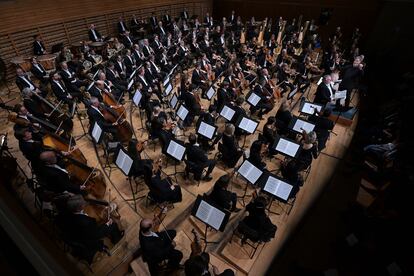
[37,54,57,71]
[10,55,32,72]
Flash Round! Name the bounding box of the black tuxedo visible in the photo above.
[18,140,43,166]
[314,83,332,106]
[88,29,102,42]
[149,16,158,28]
[117,21,128,33]
[16,76,36,92]
[88,85,103,102]
[181,11,189,20]
[186,143,215,179]
[38,164,82,194]
[33,40,46,56]
[122,35,134,49]
[209,185,236,211]
[51,80,73,103]
[142,45,154,57]
[123,55,136,76]
[150,171,182,203]
[31,63,48,83]
[87,106,113,130]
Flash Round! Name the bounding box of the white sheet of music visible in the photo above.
[301,102,322,115]
[170,94,178,109]
[334,90,347,100]
[198,121,215,139]
[238,160,263,184]
[275,138,300,157]
[220,105,236,121]
[166,140,185,161]
[177,105,189,121]
[238,117,258,134]
[164,83,173,96]
[195,200,225,230]
[206,86,215,100]
[91,123,102,143]
[247,92,261,106]
[163,77,170,87]
[293,118,315,133]
[133,90,142,106]
[264,176,293,201]
[115,150,133,175]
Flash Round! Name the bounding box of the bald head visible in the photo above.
[140,218,153,233]
[40,151,57,165]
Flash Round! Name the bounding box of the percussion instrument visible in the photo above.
[37,54,57,71]
[10,55,32,72]
[71,42,84,56]
[89,41,106,54]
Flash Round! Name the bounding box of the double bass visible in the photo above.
[98,104,133,143]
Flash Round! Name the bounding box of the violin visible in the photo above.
[190,229,203,257]
[260,142,269,159]
[152,157,162,175]
[152,206,168,232]
[83,189,122,226]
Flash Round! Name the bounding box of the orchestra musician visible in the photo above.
[185,133,216,181]
[182,84,202,126]
[249,79,274,119]
[314,75,335,106]
[139,217,183,274]
[15,68,46,97]
[106,62,128,94]
[50,71,78,110]
[148,158,183,203]
[185,252,235,276]
[88,24,103,42]
[33,34,47,56]
[309,109,334,151]
[248,139,268,170]
[196,105,222,151]
[14,128,44,170]
[30,57,49,90]
[86,97,119,140]
[97,72,124,103]
[219,124,243,168]
[60,61,89,95]
[208,174,240,212]
[117,16,128,34]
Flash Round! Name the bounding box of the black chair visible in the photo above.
[230,220,264,259]
[142,165,174,210]
[184,159,206,186]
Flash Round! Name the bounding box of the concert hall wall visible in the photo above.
[0,0,212,81]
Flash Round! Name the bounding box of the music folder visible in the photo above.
[163,76,170,87]
[287,87,298,100]
[219,105,236,121]
[300,101,323,115]
[260,174,293,202]
[132,90,143,107]
[169,93,178,109]
[273,136,301,158]
[237,159,263,185]
[191,195,230,232]
[176,104,189,121]
[236,116,259,134]
[115,147,133,176]
[206,86,216,100]
[246,91,261,107]
[288,117,315,134]
[166,139,186,161]
[164,82,173,96]
[197,121,217,140]
[334,90,347,100]
[91,122,103,144]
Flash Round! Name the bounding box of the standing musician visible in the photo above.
[185,133,216,181]
[139,217,183,274]
[33,34,47,56]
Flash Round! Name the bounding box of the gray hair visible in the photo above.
[224,123,235,136]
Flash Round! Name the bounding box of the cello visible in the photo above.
[98,104,133,143]
[101,88,126,119]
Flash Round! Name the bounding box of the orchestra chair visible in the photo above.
[145,121,160,152]
[101,134,120,176]
[184,159,207,187]
[142,165,175,211]
[230,220,265,259]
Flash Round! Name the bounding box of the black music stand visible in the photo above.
[299,100,323,118]
[191,195,230,251]
[196,121,218,141]
[165,139,186,183]
[114,147,144,211]
[219,105,236,122]
[131,89,146,135]
[246,91,261,107]
[236,159,263,206]
[259,174,294,215]
[288,116,316,135]
[236,116,259,148]
[273,136,301,159]
[74,102,89,141]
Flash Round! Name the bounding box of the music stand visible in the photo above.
[288,116,315,134]
[236,159,263,206]
[219,105,236,122]
[91,122,103,144]
[287,87,299,105]
[191,195,230,251]
[163,81,173,97]
[169,93,179,110]
[236,116,259,148]
[74,102,89,141]
[259,174,293,215]
[176,104,189,123]
[197,121,217,140]
[131,89,146,134]
[246,91,261,107]
[205,86,216,103]
[165,139,186,182]
[299,101,323,117]
[273,136,301,159]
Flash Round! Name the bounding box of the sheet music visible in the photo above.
[169,94,178,109]
[317,77,323,85]
[127,78,134,90]
[275,138,300,157]
[238,160,263,184]
[164,83,173,96]
[264,176,293,200]
[301,102,322,115]
[288,87,298,100]
[334,90,347,100]
[238,117,258,134]
[293,118,315,133]
[177,105,189,121]
[166,140,185,161]
[115,149,133,175]
[197,121,215,139]
[91,123,102,143]
[220,105,236,121]
[195,200,226,230]
[133,90,142,106]
[206,86,215,100]
[163,77,170,87]
[247,92,261,106]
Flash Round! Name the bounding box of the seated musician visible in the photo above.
[280,159,303,199]
[21,88,48,119]
[33,34,47,56]
[240,196,277,243]
[30,57,49,90]
[149,158,182,203]
[208,174,240,212]
[185,133,216,181]
[274,101,292,137]
[191,63,207,88]
[249,79,273,119]
[309,109,334,151]
[139,217,183,274]
[157,48,173,73]
[14,128,43,171]
[217,81,233,111]
[142,39,155,57]
[114,55,127,80]
[294,57,312,93]
[50,71,78,109]
[132,44,145,67]
[60,61,88,95]
[196,105,222,151]
[159,117,175,152]
[261,116,277,154]
[248,139,267,170]
[127,139,153,178]
[149,106,167,138]
[11,104,46,135]
[182,85,202,127]
[38,151,86,195]
[86,97,119,140]
[97,72,124,103]
[277,63,297,95]
[56,195,124,263]
[148,55,167,80]
[15,68,46,97]
[88,24,103,42]
[123,49,136,78]
[314,75,334,106]
[220,124,243,168]
[185,252,235,276]
[105,62,128,95]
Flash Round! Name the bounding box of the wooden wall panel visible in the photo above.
[0,0,212,81]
